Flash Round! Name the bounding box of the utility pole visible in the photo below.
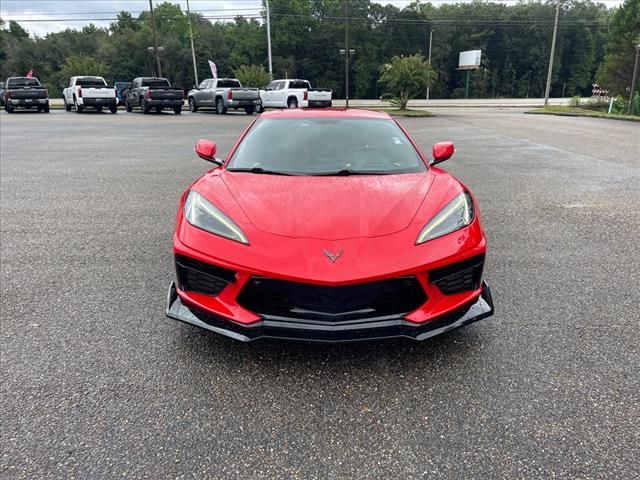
[628,44,640,114]
[344,0,350,107]
[149,0,162,77]
[266,0,273,80]
[186,0,198,86]
[426,29,433,100]
[544,0,560,106]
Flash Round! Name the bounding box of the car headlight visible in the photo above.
[184,190,249,244]
[416,191,474,244]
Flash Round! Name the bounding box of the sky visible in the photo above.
[0,0,623,37]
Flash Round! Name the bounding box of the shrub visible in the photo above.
[568,96,581,107]
[233,65,271,88]
[379,54,433,110]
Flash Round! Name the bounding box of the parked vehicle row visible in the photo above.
[124,77,184,114]
[2,77,50,113]
[187,78,260,114]
[63,76,117,113]
[258,79,332,111]
[3,75,333,115]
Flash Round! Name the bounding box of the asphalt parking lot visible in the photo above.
[1,108,639,479]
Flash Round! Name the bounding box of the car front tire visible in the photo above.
[188,97,198,113]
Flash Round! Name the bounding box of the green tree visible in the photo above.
[59,54,107,80]
[597,0,640,95]
[379,54,432,109]
[233,65,271,88]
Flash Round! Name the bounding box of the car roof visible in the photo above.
[260,108,392,120]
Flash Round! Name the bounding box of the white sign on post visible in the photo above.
[208,60,218,79]
[458,50,482,69]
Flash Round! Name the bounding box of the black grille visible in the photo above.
[175,255,236,296]
[429,255,485,295]
[237,276,426,322]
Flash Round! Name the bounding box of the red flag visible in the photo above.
[26,70,33,78]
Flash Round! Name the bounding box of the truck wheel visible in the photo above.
[64,99,71,112]
[287,97,298,109]
[5,105,14,113]
[216,98,227,114]
[155,107,163,114]
[43,103,50,113]
[244,106,255,115]
[74,97,84,113]
[173,106,182,115]
[188,97,198,113]
[109,105,118,114]
[125,100,132,112]
[141,98,150,114]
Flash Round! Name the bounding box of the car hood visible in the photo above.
[220,172,434,240]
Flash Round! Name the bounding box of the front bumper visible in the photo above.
[165,280,493,343]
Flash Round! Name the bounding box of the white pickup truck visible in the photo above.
[63,76,117,113]
[258,79,332,111]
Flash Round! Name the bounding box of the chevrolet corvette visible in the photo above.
[166,109,494,342]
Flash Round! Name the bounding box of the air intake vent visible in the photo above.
[429,255,485,295]
[175,255,236,296]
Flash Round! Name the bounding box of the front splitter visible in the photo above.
[165,281,494,343]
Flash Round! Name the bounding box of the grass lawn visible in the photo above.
[527,106,640,122]
[374,108,433,117]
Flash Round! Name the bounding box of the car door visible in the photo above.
[274,81,288,107]
[203,80,216,106]
[193,80,208,107]
[128,79,140,105]
[64,79,74,103]
[261,81,277,107]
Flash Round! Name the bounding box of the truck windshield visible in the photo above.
[217,80,242,88]
[77,78,107,87]
[142,79,171,88]
[228,118,426,175]
[8,78,41,88]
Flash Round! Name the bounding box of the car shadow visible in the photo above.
[173,320,488,374]
[189,110,256,116]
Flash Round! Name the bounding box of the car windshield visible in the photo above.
[8,78,41,88]
[227,118,426,175]
[142,78,170,88]
[77,78,107,87]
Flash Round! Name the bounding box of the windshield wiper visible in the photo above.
[227,167,297,176]
[313,169,389,176]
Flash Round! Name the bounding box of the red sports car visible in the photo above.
[166,109,493,342]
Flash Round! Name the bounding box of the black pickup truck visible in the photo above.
[3,77,49,113]
[124,77,184,114]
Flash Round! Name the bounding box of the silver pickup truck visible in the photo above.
[187,78,260,115]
